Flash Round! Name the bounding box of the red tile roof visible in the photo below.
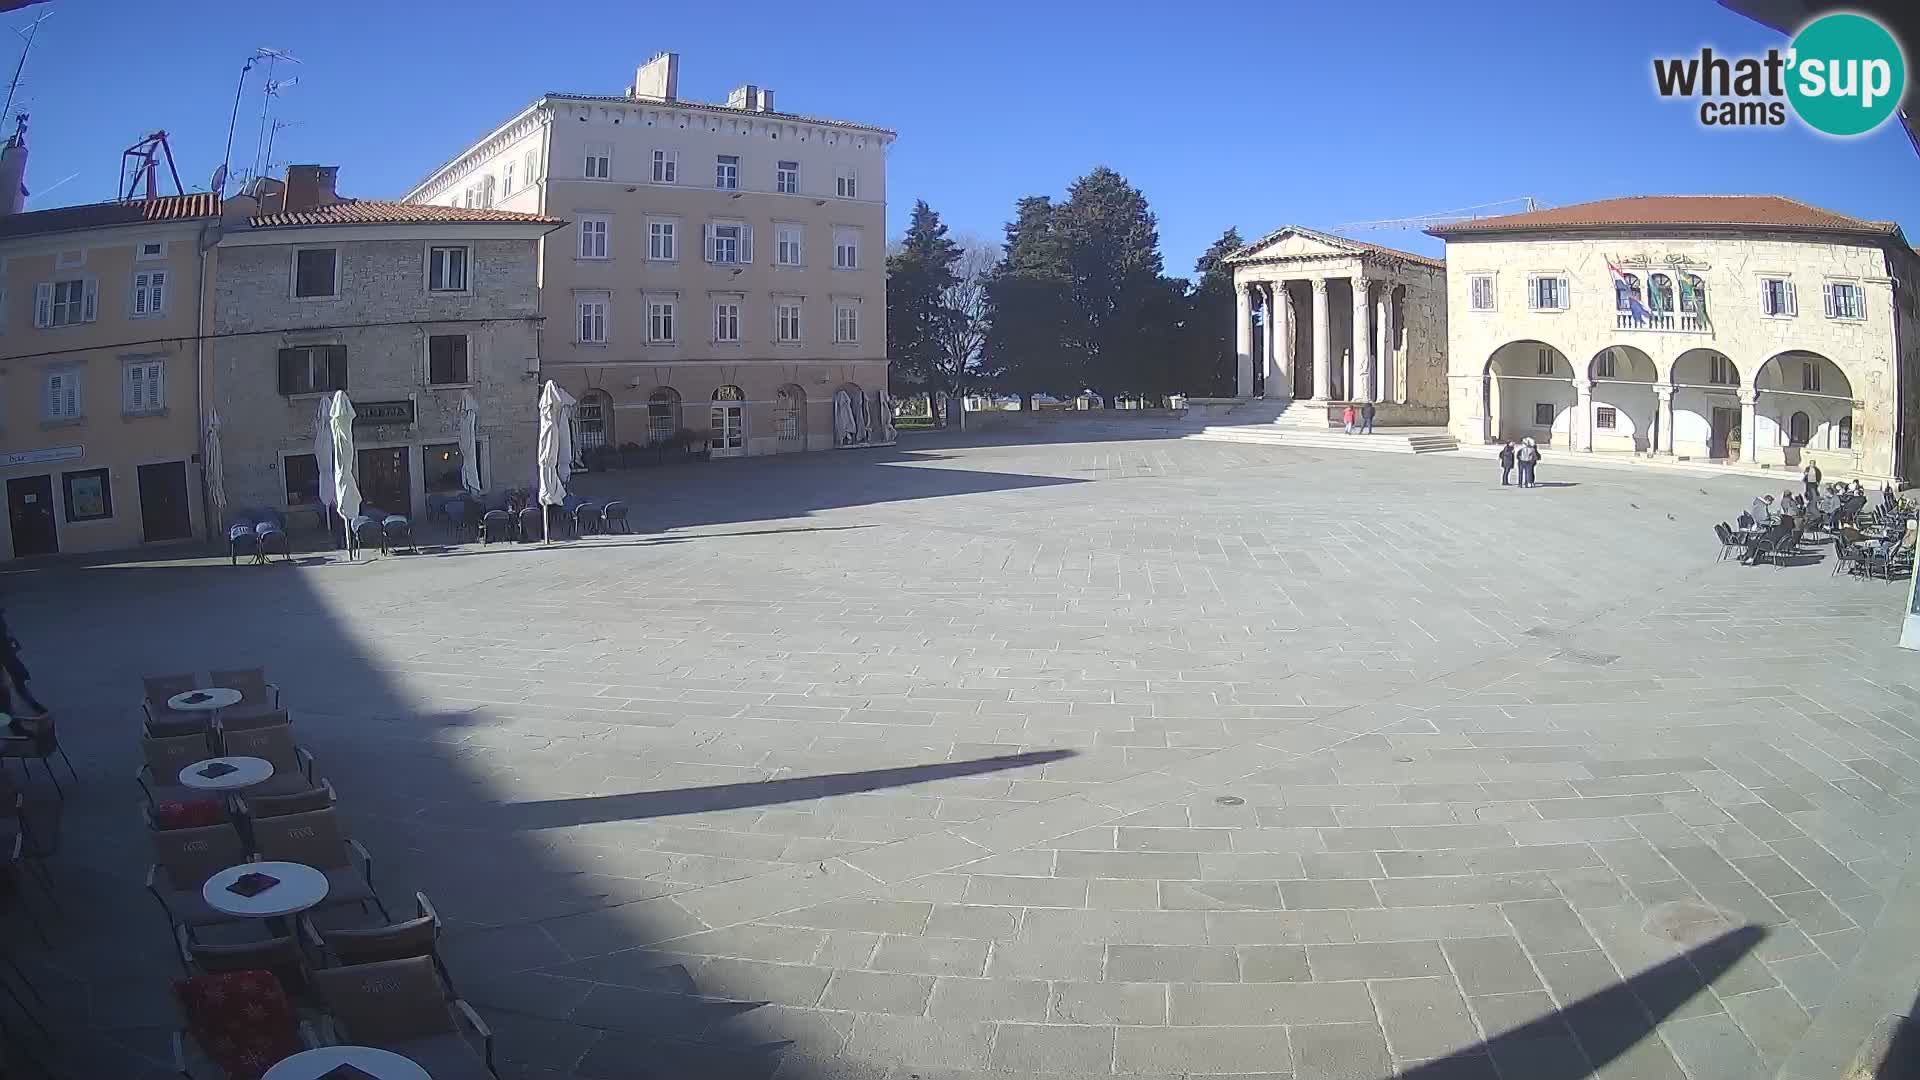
[1428,195,1900,238]
[0,193,220,240]
[249,199,562,228]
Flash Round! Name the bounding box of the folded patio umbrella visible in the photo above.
[329,390,362,535]
[203,408,227,528]
[537,380,576,543]
[458,390,482,496]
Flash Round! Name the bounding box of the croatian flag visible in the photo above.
[1608,261,1654,324]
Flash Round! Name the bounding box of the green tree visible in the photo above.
[983,196,1074,409]
[885,200,962,414]
[1055,167,1164,400]
[1182,227,1246,397]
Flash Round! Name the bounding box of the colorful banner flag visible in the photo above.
[1680,273,1711,329]
[1608,261,1654,323]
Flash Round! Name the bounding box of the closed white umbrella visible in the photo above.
[329,390,362,544]
[203,409,228,529]
[537,380,576,544]
[458,390,482,495]
[313,396,336,544]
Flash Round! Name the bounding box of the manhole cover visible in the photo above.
[1643,900,1735,946]
[1214,795,1245,806]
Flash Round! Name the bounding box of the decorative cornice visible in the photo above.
[408,104,551,202]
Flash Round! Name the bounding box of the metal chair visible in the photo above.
[384,515,416,553]
[479,509,512,545]
[602,500,631,534]
[573,502,603,536]
[0,715,75,799]
[517,505,544,542]
[254,522,291,564]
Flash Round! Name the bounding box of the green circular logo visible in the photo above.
[1787,13,1906,136]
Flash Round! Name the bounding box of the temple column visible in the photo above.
[1654,384,1675,456]
[1311,278,1332,401]
[1375,287,1393,405]
[1234,284,1254,399]
[1266,283,1291,400]
[1739,391,1758,463]
[1352,276,1375,403]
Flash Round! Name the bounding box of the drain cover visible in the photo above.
[1214,795,1245,806]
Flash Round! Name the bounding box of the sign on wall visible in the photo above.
[353,401,415,426]
[0,445,82,468]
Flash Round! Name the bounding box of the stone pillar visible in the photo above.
[1375,287,1393,406]
[1739,391,1758,463]
[1654,384,1675,456]
[1259,285,1278,398]
[1573,379,1594,452]
[1351,277,1375,403]
[1311,279,1332,401]
[1234,285,1254,399]
[1266,284,1291,400]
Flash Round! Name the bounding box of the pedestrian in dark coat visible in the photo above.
[1499,442,1516,486]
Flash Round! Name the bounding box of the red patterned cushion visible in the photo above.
[155,800,226,829]
[174,970,300,1080]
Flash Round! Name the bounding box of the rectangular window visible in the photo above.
[648,398,677,443]
[61,468,111,522]
[1710,354,1735,385]
[36,278,96,327]
[276,345,347,396]
[584,142,611,179]
[776,160,799,194]
[44,370,80,419]
[777,302,802,342]
[423,442,475,493]
[283,453,320,506]
[1535,347,1555,376]
[1802,361,1821,393]
[428,334,470,386]
[713,301,741,343]
[834,164,858,199]
[1533,402,1555,428]
[776,224,803,266]
[137,241,166,260]
[708,222,747,264]
[651,149,678,183]
[834,228,860,270]
[124,359,164,414]
[1761,277,1797,317]
[523,148,540,182]
[427,245,469,292]
[835,301,859,344]
[132,269,167,317]
[1593,351,1616,379]
[480,176,496,208]
[578,294,608,343]
[648,220,677,261]
[1595,405,1617,430]
[715,154,739,190]
[1468,274,1495,311]
[293,248,338,299]
[1838,414,1854,450]
[1825,281,1865,321]
[1527,274,1568,311]
[501,162,515,197]
[578,217,609,259]
[648,299,676,343]
[576,402,606,449]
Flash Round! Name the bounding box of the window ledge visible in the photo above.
[644,340,678,347]
[427,290,475,299]
[290,294,342,303]
[130,311,169,320]
[576,341,609,348]
[122,408,170,421]
[40,417,85,430]
[426,382,475,391]
[284,391,345,402]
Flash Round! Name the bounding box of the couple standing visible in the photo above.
[1499,439,1542,488]
[1342,402,1375,435]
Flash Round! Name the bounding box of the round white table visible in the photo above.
[167,687,242,712]
[203,861,330,921]
[263,1045,432,1080]
[179,756,274,792]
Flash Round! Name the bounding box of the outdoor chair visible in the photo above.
[574,502,603,536]
[384,515,416,553]
[310,956,496,1080]
[0,715,76,799]
[425,492,450,524]
[176,926,312,1001]
[1832,535,1869,577]
[1714,523,1742,563]
[146,821,252,938]
[217,720,320,796]
[210,667,280,716]
[143,799,229,832]
[304,891,456,990]
[172,970,316,1080]
[227,524,260,566]
[235,778,336,820]
[250,808,389,919]
[138,732,219,807]
[517,505,545,542]
[1865,538,1916,583]
[602,500,631,534]
[143,674,213,737]
[350,515,386,558]
[253,522,290,564]
[446,499,472,541]
[479,509,511,545]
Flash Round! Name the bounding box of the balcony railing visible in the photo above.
[1615,311,1708,333]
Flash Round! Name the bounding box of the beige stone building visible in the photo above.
[0,193,221,558]
[1224,227,1449,424]
[403,53,894,456]
[1432,196,1920,483]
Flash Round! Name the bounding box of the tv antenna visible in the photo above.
[119,130,183,202]
[1,9,53,131]
[262,117,304,176]
[247,47,301,184]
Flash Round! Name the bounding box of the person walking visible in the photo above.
[1802,460,1821,506]
[1342,404,1357,435]
[0,608,45,721]
[1516,437,1540,487]
[1499,441,1517,486]
[1360,400,1376,435]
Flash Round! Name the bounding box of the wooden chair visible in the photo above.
[146,821,252,941]
[250,808,388,919]
[311,957,495,1080]
[305,891,456,992]
[0,715,76,799]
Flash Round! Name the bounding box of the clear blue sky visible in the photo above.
[10,0,1917,275]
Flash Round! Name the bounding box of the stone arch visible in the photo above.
[1588,346,1657,452]
[644,386,681,444]
[576,388,613,450]
[1483,340,1574,445]
[1754,351,1854,465]
[1670,349,1742,459]
[774,384,807,451]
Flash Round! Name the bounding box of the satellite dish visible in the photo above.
[210,164,228,195]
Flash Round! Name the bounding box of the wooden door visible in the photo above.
[137,462,193,542]
[6,475,57,557]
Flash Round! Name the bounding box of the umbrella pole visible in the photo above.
[543,504,550,546]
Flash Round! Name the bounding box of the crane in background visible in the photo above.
[1329,197,1541,235]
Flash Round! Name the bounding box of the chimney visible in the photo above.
[632,52,679,102]
[283,165,340,212]
[0,113,28,217]
[726,84,775,112]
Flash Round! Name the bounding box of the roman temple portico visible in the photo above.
[1225,227,1449,425]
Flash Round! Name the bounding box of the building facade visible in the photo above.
[211,167,559,525]
[403,53,894,457]
[0,194,220,558]
[1225,227,1449,424]
[1433,196,1920,483]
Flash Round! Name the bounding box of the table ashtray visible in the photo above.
[226,872,280,897]
[182,692,213,704]
[318,1067,378,1080]
[198,762,238,778]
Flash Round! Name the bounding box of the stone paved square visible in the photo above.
[15,428,1920,1079]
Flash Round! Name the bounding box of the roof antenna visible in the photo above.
[248,47,301,185]
[1,9,52,135]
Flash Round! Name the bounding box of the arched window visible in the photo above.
[1789,411,1812,447]
[1648,274,1674,313]
[1838,413,1853,450]
[1614,273,1641,312]
[1593,350,1616,380]
[714,385,745,402]
[775,385,805,443]
[646,388,680,444]
[576,390,611,449]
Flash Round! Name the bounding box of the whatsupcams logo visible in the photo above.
[1652,12,1906,136]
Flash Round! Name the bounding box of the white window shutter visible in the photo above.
[1786,281,1798,316]
[33,283,51,328]
[82,279,97,322]
[46,373,60,415]
[1823,283,1835,318]
[1557,276,1571,309]
[704,224,716,263]
[740,225,752,264]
